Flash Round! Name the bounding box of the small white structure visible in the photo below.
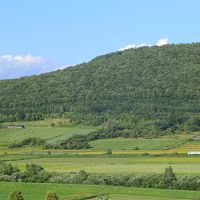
[188,151,200,155]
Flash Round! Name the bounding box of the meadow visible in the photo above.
[0,119,96,147]
[1,182,200,200]
[7,155,200,175]
[90,138,185,150]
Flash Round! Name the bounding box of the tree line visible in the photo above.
[1,162,200,191]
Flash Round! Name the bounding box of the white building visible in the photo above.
[188,151,200,155]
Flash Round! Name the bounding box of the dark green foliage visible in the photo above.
[9,137,46,148]
[0,162,19,175]
[45,192,59,200]
[22,163,51,183]
[52,135,91,149]
[185,114,200,131]
[8,191,24,200]
[78,170,88,182]
[2,164,200,191]
[1,43,200,135]
[106,149,112,155]
[161,166,177,188]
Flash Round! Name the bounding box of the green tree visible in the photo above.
[185,115,200,131]
[23,163,50,183]
[0,162,19,175]
[107,149,112,155]
[162,166,177,188]
[77,170,88,183]
[8,191,24,200]
[45,192,59,200]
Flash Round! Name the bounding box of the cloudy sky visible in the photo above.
[0,0,200,79]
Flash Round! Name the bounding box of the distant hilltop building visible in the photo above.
[7,125,25,129]
[188,151,200,155]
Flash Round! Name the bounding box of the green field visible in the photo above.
[1,120,200,200]
[1,119,200,176]
[7,155,200,175]
[90,138,185,150]
[0,182,199,200]
[0,120,96,147]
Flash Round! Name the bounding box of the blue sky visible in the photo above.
[0,0,200,79]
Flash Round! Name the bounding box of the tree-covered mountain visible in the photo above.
[1,43,200,135]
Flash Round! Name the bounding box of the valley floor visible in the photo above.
[1,119,200,199]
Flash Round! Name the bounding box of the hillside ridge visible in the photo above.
[1,43,200,135]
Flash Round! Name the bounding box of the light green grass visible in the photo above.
[105,194,187,200]
[90,138,184,150]
[9,156,200,175]
[91,194,190,200]
[0,125,96,147]
[0,182,199,200]
[174,140,200,152]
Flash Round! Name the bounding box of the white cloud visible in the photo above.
[59,64,76,70]
[119,43,148,51]
[0,54,47,65]
[0,54,57,79]
[156,38,169,46]
[119,38,169,51]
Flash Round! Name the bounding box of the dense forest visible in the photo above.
[1,43,200,135]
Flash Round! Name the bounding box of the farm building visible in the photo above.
[188,151,200,155]
[7,125,25,129]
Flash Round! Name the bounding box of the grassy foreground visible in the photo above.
[1,182,200,200]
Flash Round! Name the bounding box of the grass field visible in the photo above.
[7,155,200,175]
[0,121,96,147]
[90,138,185,150]
[1,182,200,200]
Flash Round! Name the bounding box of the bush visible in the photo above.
[106,149,112,155]
[45,192,59,200]
[161,166,177,188]
[84,175,106,185]
[9,137,46,148]
[53,135,90,149]
[22,163,51,183]
[0,162,19,175]
[8,191,24,200]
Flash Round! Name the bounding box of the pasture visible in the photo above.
[8,155,200,175]
[0,182,200,200]
[90,138,185,150]
[0,124,96,147]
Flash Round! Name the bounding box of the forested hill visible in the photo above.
[1,43,200,133]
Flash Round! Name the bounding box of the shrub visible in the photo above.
[53,135,90,149]
[161,166,177,188]
[0,162,19,175]
[9,137,46,148]
[45,192,59,200]
[106,149,112,155]
[8,191,24,200]
[22,163,51,183]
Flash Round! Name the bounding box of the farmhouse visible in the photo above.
[7,125,25,129]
